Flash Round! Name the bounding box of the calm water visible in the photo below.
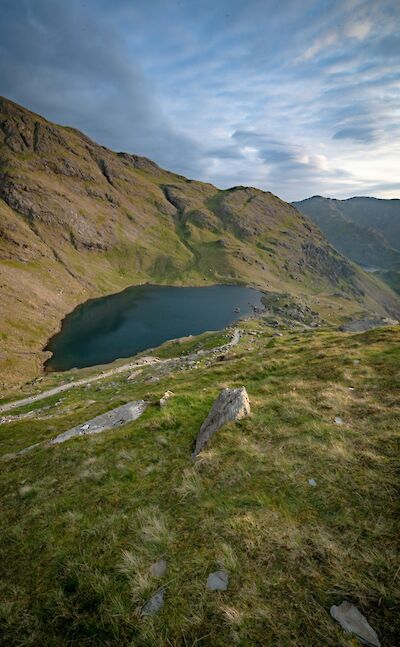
[45,284,263,371]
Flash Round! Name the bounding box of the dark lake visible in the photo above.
[44,284,263,371]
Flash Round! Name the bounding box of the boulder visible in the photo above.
[192,387,250,458]
[330,601,380,646]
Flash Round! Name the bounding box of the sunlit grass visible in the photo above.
[0,325,399,645]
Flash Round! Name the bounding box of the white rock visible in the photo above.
[159,391,174,407]
[334,416,344,425]
[308,478,317,487]
[192,387,250,458]
[330,601,380,646]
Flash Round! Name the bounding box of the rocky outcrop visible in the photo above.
[192,387,250,458]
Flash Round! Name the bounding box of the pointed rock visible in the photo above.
[192,387,250,458]
[330,601,380,646]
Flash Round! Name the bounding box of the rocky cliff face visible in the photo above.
[1,96,399,391]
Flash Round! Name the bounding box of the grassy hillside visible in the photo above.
[1,96,399,393]
[0,320,399,646]
[293,196,400,294]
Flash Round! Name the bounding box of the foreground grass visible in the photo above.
[0,325,399,646]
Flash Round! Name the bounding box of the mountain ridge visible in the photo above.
[293,195,400,294]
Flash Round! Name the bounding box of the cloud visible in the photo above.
[0,0,399,201]
[0,0,205,177]
[333,126,378,143]
[345,19,371,40]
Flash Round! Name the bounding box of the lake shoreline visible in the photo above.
[44,283,264,373]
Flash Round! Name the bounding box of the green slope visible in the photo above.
[0,320,399,645]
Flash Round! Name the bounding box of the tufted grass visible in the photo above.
[0,324,399,645]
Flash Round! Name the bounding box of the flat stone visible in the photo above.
[330,601,380,646]
[49,400,147,445]
[308,478,317,487]
[141,588,165,616]
[334,416,344,425]
[206,570,229,591]
[150,559,167,577]
[192,387,250,458]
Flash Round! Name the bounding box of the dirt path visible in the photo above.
[0,357,160,415]
[0,329,241,415]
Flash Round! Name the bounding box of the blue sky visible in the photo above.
[1,0,399,201]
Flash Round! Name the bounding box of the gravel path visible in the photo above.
[0,357,160,414]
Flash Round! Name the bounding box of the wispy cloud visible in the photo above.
[0,0,399,200]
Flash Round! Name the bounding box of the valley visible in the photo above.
[1,97,400,394]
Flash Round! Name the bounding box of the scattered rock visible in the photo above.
[308,478,317,487]
[192,387,250,458]
[159,391,174,407]
[145,376,160,384]
[137,356,160,366]
[330,601,380,646]
[150,559,167,577]
[141,588,165,616]
[334,416,344,425]
[206,571,229,591]
[127,369,142,381]
[353,359,360,365]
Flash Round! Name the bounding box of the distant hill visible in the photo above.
[1,96,399,389]
[293,195,400,294]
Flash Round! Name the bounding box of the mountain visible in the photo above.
[293,195,400,294]
[1,96,399,391]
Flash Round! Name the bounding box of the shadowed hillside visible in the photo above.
[293,195,400,294]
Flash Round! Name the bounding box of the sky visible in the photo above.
[0,0,399,201]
